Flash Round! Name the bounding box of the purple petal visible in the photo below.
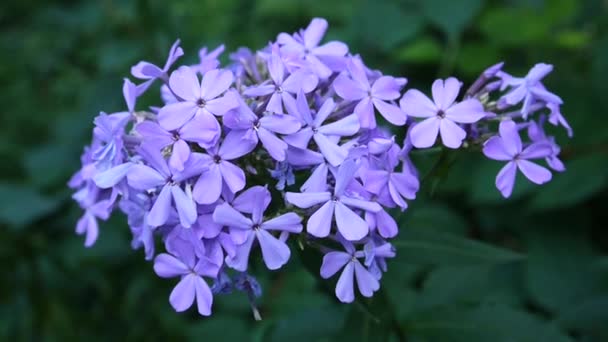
[313,41,348,57]
[333,74,367,101]
[123,78,137,112]
[257,127,288,161]
[205,91,239,116]
[527,63,553,83]
[169,139,191,172]
[371,76,401,100]
[445,99,485,123]
[256,229,291,270]
[212,203,252,229]
[233,186,271,214]
[314,133,347,167]
[127,164,165,190]
[307,201,335,238]
[179,114,221,146]
[225,231,255,271]
[499,120,522,155]
[354,261,380,297]
[375,209,398,238]
[286,146,324,166]
[283,127,314,149]
[517,160,552,185]
[320,251,350,278]
[341,196,382,212]
[483,136,512,161]
[399,89,437,118]
[432,77,461,110]
[409,117,439,148]
[201,69,234,100]
[318,114,360,136]
[354,97,376,129]
[285,191,331,208]
[304,18,328,49]
[313,98,336,127]
[260,114,302,134]
[194,276,213,316]
[334,158,359,196]
[439,119,466,149]
[266,93,283,114]
[131,61,163,80]
[136,121,173,148]
[373,98,406,126]
[362,169,389,194]
[219,161,246,195]
[169,66,200,101]
[390,172,419,200]
[169,274,196,312]
[171,186,197,228]
[282,71,318,93]
[94,162,132,189]
[335,202,368,241]
[335,262,355,303]
[193,165,222,204]
[346,57,369,89]
[268,54,285,85]
[520,142,553,160]
[244,84,275,97]
[301,162,329,192]
[158,101,198,131]
[496,161,517,198]
[147,185,172,227]
[262,213,303,233]
[220,129,257,160]
[154,253,189,278]
[250,186,270,224]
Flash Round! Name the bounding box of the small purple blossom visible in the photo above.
[483,120,553,197]
[400,77,486,149]
[334,57,406,128]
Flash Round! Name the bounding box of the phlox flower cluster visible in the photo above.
[69,18,570,317]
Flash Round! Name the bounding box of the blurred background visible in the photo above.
[1,0,608,340]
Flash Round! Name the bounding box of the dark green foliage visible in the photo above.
[1,0,607,340]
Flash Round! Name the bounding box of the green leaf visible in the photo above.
[394,228,525,266]
[395,36,442,63]
[269,306,346,342]
[523,229,607,314]
[406,304,573,342]
[421,0,484,38]
[0,183,61,228]
[529,155,608,210]
[479,8,551,46]
[352,0,424,51]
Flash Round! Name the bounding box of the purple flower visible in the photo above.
[91,112,131,169]
[153,250,217,316]
[244,52,318,114]
[400,77,486,149]
[192,131,257,204]
[286,159,381,241]
[283,91,360,166]
[483,120,553,197]
[269,161,295,190]
[334,57,407,128]
[320,237,379,303]
[158,66,237,131]
[131,39,184,90]
[136,117,220,171]
[195,44,225,74]
[127,145,207,228]
[527,118,565,172]
[362,147,419,210]
[497,63,563,117]
[224,97,301,161]
[277,18,348,78]
[212,186,303,271]
[547,103,573,137]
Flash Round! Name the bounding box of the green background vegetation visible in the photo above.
[1,0,607,340]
